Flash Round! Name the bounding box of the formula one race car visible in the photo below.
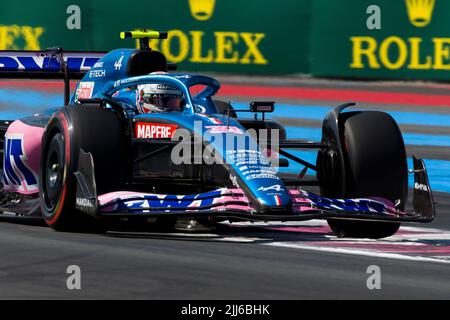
[0,30,435,238]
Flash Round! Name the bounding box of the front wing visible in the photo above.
[75,156,434,223]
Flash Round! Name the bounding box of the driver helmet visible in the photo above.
[136,82,183,113]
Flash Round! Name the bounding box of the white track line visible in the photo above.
[223,221,450,264]
[263,242,450,264]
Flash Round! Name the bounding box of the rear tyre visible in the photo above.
[39,105,126,232]
[326,111,407,238]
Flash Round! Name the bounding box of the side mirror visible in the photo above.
[250,101,275,113]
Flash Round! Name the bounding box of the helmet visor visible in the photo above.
[143,94,182,111]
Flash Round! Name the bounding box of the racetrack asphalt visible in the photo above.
[0,77,449,299]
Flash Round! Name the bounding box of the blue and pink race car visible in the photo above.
[0,30,435,238]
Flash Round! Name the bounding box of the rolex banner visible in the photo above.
[0,0,449,80]
[310,0,450,81]
[0,0,308,74]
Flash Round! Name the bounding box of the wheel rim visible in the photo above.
[48,157,59,188]
[43,133,65,212]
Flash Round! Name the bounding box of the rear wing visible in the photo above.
[0,48,105,104]
[0,48,105,78]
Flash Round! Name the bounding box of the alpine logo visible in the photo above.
[3,134,38,192]
[258,184,284,192]
[135,122,178,139]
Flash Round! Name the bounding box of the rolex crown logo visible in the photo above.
[189,0,216,21]
[405,0,435,27]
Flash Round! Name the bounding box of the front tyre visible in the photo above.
[40,110,80,230]
[40,106,126,231]
[326,111,407,238]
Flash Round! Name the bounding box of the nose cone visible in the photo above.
[253,183,292,213]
